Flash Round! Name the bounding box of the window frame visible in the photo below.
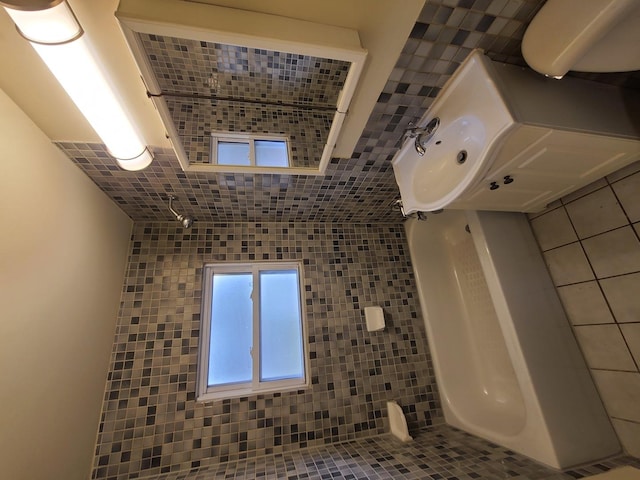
[210,132,291,169]
[197,261,309,402]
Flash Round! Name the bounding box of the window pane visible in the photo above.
[259,270,304,381]
[255,140,288,167]
[209,273,253,386]
[217,141,250,166]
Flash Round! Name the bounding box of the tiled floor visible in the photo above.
[137,425,640,479]
[529,160,640,456]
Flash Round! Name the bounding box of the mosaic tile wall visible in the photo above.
[139,36,348,105]
[138,34,348,168]
[530,160,640,458]
[63,0,564,224]
[68,2,640,477]
[58,144,403,223]
[165,98,331,168]
[92,221,440,479]
[136,425,640,480]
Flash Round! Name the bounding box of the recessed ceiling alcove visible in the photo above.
[117,0,368,175]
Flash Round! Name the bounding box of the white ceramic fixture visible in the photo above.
[522,0,640,78]
[405,210,620,469]
[387,401,412,443]
[391,50,513,214]
[392,49,640,214]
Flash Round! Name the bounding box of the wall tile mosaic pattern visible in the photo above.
[57,144,402,223]
[92,221,440,479]
[62,0,561,224]
[130,425,640,480]
[78,1,640,478]
[165,98,331,167]
[139,35,349,105]
[138,35,347,169]
[530,160,640,458]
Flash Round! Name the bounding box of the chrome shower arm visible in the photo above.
[167,194,180,218]
[166,194,194,229]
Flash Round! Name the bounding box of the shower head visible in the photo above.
[178,215,194,229]
[167,195,194,229]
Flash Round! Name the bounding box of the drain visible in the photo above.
[457,150,467,164]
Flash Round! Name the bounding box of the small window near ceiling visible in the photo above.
[197,262,308,401]
[217,142,251,166]
[211,133,290,168]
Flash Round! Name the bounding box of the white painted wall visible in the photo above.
[0,89,132,480]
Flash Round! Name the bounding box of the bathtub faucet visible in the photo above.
[413,117,440,156]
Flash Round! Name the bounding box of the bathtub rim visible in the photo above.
[404,210,621,469]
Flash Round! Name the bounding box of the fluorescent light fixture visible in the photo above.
[2,0,153,171]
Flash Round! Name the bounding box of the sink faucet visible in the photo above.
[412,117,440,156]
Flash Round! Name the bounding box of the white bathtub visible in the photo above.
[406,210,620,469]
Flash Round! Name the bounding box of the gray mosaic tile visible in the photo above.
[60,0,556,224]
[139,35,348,106]
[165,98,331,167]
[66,2,640,477]
[91,221,440,479]
[58,0,640,224]
[123,425,640,480]
[57,145,402,223]
[138,35,346,169]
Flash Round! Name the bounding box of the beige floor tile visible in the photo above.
[586,466,640,479]
[620,323,640,366]
[530,207,577,251]
[557,281,614,325]
[565,187,628,239]
[543,243,594,286]
[574,325,636,371]
[592,370,640,423]
[601,273,640,324]
[612,419,640,458]
[583,227,640,278]
[612,172,640,223]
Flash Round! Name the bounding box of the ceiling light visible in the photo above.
[1,0,153,171]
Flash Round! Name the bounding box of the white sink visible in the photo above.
[391,50,515,214]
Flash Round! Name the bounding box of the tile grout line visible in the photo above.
[605,180,640,373]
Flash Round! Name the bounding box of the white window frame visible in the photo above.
[197,262,309,402]
[210,132,291,169]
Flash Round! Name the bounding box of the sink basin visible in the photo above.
[392,50,515,214]
[411,115,485,209]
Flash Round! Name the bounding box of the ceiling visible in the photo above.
[2,0,640,224]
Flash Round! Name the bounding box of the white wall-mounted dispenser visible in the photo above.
[364,306,385,332]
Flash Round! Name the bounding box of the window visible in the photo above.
[197,262,308,401]
[211,133,290,168]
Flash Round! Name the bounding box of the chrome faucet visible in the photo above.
[390,198,428,221]
[404,117,440,156]
[403,122,424,139]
